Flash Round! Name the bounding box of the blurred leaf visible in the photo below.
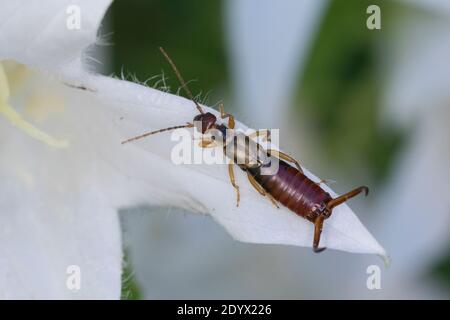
[108,0,228,104]
[299,0,403,182]
[430,250,450,290]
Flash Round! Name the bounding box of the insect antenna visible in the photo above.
[159,47,205,114]
[121,123,194,145]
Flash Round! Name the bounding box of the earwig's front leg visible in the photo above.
[198,139,238,206]
[227,164,240,207]
[267,149,303,173]
[198,139,217,148]
[246,173,279,209]
[219,102,235,129]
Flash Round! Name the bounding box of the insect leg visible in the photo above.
[219,102,235,129]
[267,149,303,173]
[246,173,279,208]
[313,216,326,253]
[198,139,217,148]
[227,164,240,207]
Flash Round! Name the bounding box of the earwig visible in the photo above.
[122,47,369,253]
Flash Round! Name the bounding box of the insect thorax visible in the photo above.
[223,132,270,167]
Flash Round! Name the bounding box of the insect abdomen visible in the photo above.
[248,160,332,221]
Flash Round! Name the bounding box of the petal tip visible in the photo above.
[378,252,391,268]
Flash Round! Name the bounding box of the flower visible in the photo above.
[0,0,387,299]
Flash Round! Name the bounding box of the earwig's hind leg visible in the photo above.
[313,216,326,253]
[247,129,271,142]
[219,102,235,129]
[313,186,368,253]
[228,164,240,207]
[267,149,303,173]
[246,173,280,209]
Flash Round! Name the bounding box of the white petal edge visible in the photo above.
[1,63,124,299]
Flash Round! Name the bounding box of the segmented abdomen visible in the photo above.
[248,160,332,221]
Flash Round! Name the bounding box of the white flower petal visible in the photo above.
[0,0,111,72]
[0,0,121,299]
[1,64,124,299]
[0,176,122,299]
[71,70,387,258]
[2,60,387,276]
[0,0,387,300]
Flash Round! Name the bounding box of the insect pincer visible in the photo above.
[363,186,369,196]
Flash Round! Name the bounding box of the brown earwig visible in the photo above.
[122,47,369,253]
[246,163,368,252]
